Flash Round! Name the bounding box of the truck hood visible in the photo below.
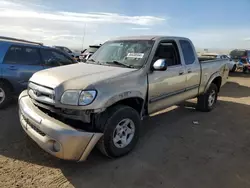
[30,63,136,89]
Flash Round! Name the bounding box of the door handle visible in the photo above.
[187,69,192,73]
[8,66,17,70]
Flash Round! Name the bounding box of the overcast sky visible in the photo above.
[0,0,250,50]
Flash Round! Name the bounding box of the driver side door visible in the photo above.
[148,41,187,114]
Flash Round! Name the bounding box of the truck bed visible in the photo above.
[198,58,229,94]
[198,56,218,62]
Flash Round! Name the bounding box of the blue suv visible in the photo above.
[0,36,77,108]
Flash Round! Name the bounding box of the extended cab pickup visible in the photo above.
[18,36,229,161]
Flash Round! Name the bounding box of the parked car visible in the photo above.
[199,53,237,72]
[229,49,250,73]
[0,36,77,108]
[79,44,101,62]
[53,46,81,61]
[19,36,229,161]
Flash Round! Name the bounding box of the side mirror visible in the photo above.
[153,59,167,71]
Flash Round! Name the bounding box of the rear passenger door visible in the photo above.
[179,40,200,97]
[40,49,76,68]
[2,45,43,93]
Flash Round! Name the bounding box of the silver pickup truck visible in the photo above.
[18,36,229,161]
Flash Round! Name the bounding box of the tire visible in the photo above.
[231,65,236,72]
[196,83,218,112]
[96,105,141,158]
[0,82,12,109]
[243,67,248,74]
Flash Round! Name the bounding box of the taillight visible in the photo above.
[242,56,247,59]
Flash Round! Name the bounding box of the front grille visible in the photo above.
[28,82,55,105]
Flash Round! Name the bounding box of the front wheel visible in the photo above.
[196,83,218,112]
[96,105,141,158]
[0,82,12,109]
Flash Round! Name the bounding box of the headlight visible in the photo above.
[60,90,97,106]
[60,90,80,105]
[78,90,97,106]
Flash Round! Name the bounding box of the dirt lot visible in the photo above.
[1,72,250,188]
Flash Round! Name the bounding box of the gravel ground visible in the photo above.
[1,72,250,188]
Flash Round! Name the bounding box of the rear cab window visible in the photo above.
[4,45,41,65]
[179,40,196,65]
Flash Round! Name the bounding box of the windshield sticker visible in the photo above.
[127,53,144,58]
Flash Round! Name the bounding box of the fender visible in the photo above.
[204,71,222,93]
[103,91,145,108]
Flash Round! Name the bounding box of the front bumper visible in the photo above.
[18,90,103,161]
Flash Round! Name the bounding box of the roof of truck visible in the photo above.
[110,35,189,41]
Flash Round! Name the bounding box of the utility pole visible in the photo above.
[82,23,86,51]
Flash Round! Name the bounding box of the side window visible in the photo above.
[179,40,195,65]
[63,47,72,53]
[4,46,41,65]
[4,46,21,64]
[23,47,41,65]
[41,49,74,66]
[153,42,181,67]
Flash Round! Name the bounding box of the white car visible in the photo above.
[200,53,237,72]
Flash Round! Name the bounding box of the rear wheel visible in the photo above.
[243,67,248,74]
[0,82,12,109]
[96,105,141,158]
[196,83,218,112]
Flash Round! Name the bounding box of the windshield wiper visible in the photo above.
[86,58,101,64]
[87,58,95,62]
[86,59,109,66]
[107,61,135,68]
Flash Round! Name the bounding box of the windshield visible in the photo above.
[63,47,72,53]
[55,46,72,53]
[88,40,154,68]
[85,47,99,53]
[230,50,246,57]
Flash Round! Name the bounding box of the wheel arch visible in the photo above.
[0,78,14,92]
[211,76,222,92]
[204,72,222,93]
[102,90,146,115]
[108,97,145,116]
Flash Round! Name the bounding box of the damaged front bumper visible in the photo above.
[18,90,103,161]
